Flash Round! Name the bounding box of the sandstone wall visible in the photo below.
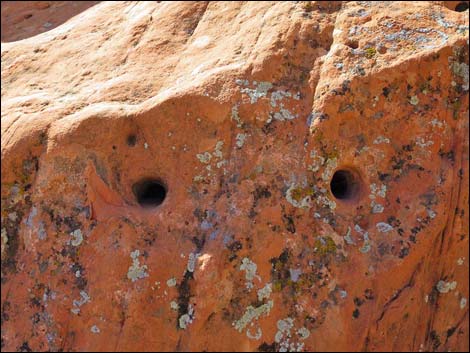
[1,1,469,351]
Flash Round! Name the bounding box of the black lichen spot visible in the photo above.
[354,297,364,307]
[176,271,193,329]
[382,86,391,98]
[281,205,296,233]
[430,330,441,350]
[258,342,277,352]
[352,308,360,319]
[18,342,32,352]
[364,289,375,300]
[446,326,457,339]
[227,240,242,262]
[1,301,11,323]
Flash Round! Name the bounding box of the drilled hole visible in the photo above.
[455,2,469,11]
[133,179,167,208]
[127,134,137,147]
[330,169,360,200]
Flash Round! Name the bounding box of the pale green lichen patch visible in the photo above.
[187,252,199,273]
[166,278,177,287]
[240,81,273,103]
[376,222,393,233]
[369,183,387,214]
[286,184,314,209]
[70,229,83,247]
[196,152,212,164]
[373,136,390,144]
[231,104,243,128]
[179,304,195,329]
[240,257,261,289]
[257,283,272,301]
[195,140,227,179]
[307,150,325,172]
[321,158,338,182]
[451,61,469,91]
[409,95,419,105]
[170,301,179,311]
[71,290,90,315]
[371,200,384,214]
[127,250,149,282]
[460,297,467,309]
[236,133,247,148]
[275,318,308,352]
[359,232,371,254]
[233,300,274,333]
[1,228,7,256]
[436,280,457,293]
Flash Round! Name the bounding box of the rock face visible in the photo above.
[1,1,469,352]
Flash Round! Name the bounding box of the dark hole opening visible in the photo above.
[127,134,137,147]
[330,170,359,200]
[455,2,469,12]
[133,179,167,207]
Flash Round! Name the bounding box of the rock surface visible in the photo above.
[1,1,469,352]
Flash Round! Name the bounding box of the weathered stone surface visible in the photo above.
[1,1,468,351]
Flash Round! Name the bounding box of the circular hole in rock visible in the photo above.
[455,2,469,11]
[330,169,361,200]
[127,134,137,147]
[133,179,167,208]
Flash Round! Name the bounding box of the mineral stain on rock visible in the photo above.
[1,1,469,352]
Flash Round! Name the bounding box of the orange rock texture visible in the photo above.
[1,1,469,352]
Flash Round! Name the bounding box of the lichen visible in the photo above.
[232,300,274,333]
[166,278,177,287]
[71,290,90,315]
[196,152,212,164]
[127,250,149,282]
[321,158,338,182]
[236,133,247,148]
[240,81,273,103]
[274,318,307,352]
[240,257,260,289]
[436,280,457,293]
[70,229,83,247]
[376,222,393,233]
[187,252,199,273]
[373,136,390,144]
[460,297,467,309]
[286,184,314,209]
[231,104,243,127]
[364,47,377,59]
[314,236,337,255]
[257,283,272,301]
[409,95,419,105]
[179,304,195,329]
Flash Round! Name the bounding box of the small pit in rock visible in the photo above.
[330,169,361,201]
[133,179,167,208]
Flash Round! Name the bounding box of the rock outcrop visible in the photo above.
[1,1,469,351]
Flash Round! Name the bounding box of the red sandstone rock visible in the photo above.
[1,1,469,352]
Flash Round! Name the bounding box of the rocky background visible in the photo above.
[1,1,469,351]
